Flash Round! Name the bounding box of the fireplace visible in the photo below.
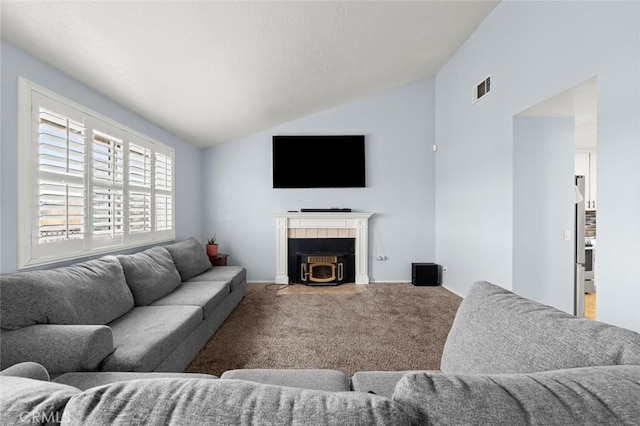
[297,253,350,285]
[273,212,373,284]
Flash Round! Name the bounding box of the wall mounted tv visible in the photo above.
[272,135,366,188]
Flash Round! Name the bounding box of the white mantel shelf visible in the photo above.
[274,212,374,285]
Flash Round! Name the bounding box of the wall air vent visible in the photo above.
[472,75,491,104]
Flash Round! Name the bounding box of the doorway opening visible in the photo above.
[512,77,597,319]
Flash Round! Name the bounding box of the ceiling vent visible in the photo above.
[472,75,491,103]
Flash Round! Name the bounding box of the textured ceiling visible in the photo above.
[1,1,500,148]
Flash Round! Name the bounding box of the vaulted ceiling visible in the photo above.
[1,1,500,148]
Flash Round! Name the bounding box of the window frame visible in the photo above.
[17,78,175,269]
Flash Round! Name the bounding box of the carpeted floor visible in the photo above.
[186,283,462,377]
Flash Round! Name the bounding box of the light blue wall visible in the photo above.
[513,117,575,314]
[202,78,436,282]
[0,41,204,273]
[435,1,640,331]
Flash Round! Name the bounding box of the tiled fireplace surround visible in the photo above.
[274,212,374,284]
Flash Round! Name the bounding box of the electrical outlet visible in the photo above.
[442,265,448,273]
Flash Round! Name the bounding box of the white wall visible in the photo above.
[435,1,640,331]
[513,116,575,314]
[0,41,204,273]
[202,78,436,282]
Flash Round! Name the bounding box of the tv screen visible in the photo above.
[272,135,365,188]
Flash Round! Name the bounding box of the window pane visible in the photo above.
[129,144,152,187]
[39,181,85,243]
[129,191,151,233]
[155,194,172,231]
[37,106,86,244]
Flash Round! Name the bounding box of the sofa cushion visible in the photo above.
[54,371,217,391]
[116,246,182,306]
[61,378,410,425]
[393,366,640,426]
[441,281,640,374]
[1,256,134,330]
[150,281,230,319]
[163,237,211,281]
[220,368,352,392]
[101,305,202,372]
[186,266,246,292]
[0,376,80,425]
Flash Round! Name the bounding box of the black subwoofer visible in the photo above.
[411,263,442,286]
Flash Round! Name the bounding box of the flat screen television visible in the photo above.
[272,135,365,188]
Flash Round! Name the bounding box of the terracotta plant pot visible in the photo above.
[206,244,219,256]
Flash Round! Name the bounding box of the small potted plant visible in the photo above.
[206,235,218,256]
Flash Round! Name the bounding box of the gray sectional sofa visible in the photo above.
[2,280,640,425]
[0,237,247,375]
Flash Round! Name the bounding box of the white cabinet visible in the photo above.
[575,150,597,210]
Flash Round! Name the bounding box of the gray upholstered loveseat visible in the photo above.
[2,281,640,425]
[0,237,247,375]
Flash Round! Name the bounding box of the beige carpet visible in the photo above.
[186,283,462,377]
[276,282,364,295]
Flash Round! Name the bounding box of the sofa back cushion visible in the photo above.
[440,281,640,374]
[1,256,134,330]
[0,376,80,425]
[392,366,640,426]
[62,378,410,425]
[163,237,211,281]
[116,247,182,306]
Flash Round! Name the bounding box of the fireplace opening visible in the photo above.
[297,253,349,286]
[288,238,355,285]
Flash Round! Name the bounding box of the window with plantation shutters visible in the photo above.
[18,78,175,268]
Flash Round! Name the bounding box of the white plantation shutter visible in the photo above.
[128,192,152,233]
[19,79,175,268]
[129,143,152,188]
[154,152,172,192]
[127,137,153,244]
[154,151,173,233]
[155,195,172,230]
[32,93,87,260]
[88,118,125,249]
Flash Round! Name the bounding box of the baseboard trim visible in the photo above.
[441,284,464,298]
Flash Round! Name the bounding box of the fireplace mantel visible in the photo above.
[274,212,374,284]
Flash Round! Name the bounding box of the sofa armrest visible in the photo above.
[1,325,113,375]
[0,362,50,381]
[441,281,640,374]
